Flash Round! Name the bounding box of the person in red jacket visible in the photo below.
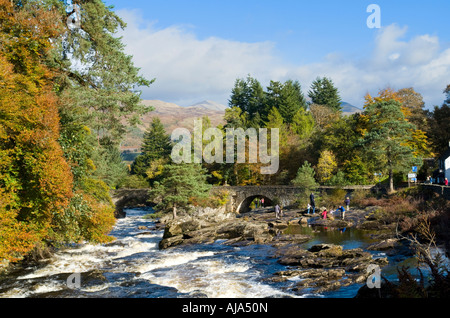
[321,208,328,219]
[445,178,448,186]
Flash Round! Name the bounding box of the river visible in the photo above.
[0,207,442,298]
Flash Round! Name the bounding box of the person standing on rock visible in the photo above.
[344,197,350,211]
[321,208,328,219]
[310,193,316,214]
[275,204,281,219]
[337,205,346,220]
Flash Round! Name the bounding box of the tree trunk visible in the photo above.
[172,204,177,219]
[389,168,394,193]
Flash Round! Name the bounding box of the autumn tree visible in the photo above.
[316,150,338,184]
[0,0,73,261]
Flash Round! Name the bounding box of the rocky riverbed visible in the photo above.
[156,205,411,295]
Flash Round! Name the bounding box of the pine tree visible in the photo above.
[131,117,172,178]
[308,77,342,112]
[291,161,319,190]
[291,161,319,207]
[360,100,421,192]
[229,75,265,125]
[149,164,211,219]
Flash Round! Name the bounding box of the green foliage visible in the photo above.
[229,75,265,126]
[290,107,314,139]
[291,161,319,206]
[360,100,422,192]
[118,174,150,189]
[266,79,307,124]
[308,77,342,112]
[148,163,212,218]
[131,117,172,181]
[426,87,450,156]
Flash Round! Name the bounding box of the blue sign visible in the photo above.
[412,166,418,173]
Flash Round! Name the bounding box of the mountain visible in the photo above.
[341,102,362,115]
[188,100,228,112]
[121,100,226,154]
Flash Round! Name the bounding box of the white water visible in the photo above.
[0,208,298,298]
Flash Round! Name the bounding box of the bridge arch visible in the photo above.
[110,189,153,218]
[236,195,274,213]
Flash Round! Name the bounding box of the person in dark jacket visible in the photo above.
[310,193,316,214]
[344,197,350,211]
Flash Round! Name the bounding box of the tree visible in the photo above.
[0,0,74,261]
[290,107,314,139]
[149,164,211,219]
[397,87,427,129]
[360,100,421,192]
[316,150,338,184]
[131,117,172,181]
[426,85,450,156]
[228,75,265,125]
[309,104,340,131]
[291,161,319,206]
[308,77,342,112]
[291,161,319,190]
[267,80,307,124]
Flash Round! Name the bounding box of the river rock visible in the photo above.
[366,238,400,251]
[159,235,184,249]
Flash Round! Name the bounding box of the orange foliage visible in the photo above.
[0,1,73,262]
[364,87,412,119]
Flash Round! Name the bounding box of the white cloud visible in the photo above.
[117,9,286,106]
[117,10,450,109]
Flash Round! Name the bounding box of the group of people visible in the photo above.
[307,192,350,220]
[273,193,351,220]
[426,176,448,186]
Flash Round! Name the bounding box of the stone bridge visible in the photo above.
[214,185,377,213]
[110,185,375,217]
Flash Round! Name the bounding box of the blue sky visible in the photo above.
[105,0,450,109]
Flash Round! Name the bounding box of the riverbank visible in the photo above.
[156,205,414,296]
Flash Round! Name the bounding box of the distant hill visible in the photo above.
[120,100,362,159]
[121,100,227,154]
[188,100,228,112]
[341,102,362,115]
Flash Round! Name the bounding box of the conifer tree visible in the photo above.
[308,77,342,112]
[360,100,421,192]
[149,164,211,219]
[132,117,172,179]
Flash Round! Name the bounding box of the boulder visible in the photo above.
[366,238,400,251]
[159,235,184,249]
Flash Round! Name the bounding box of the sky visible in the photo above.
[105,0,450,109]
